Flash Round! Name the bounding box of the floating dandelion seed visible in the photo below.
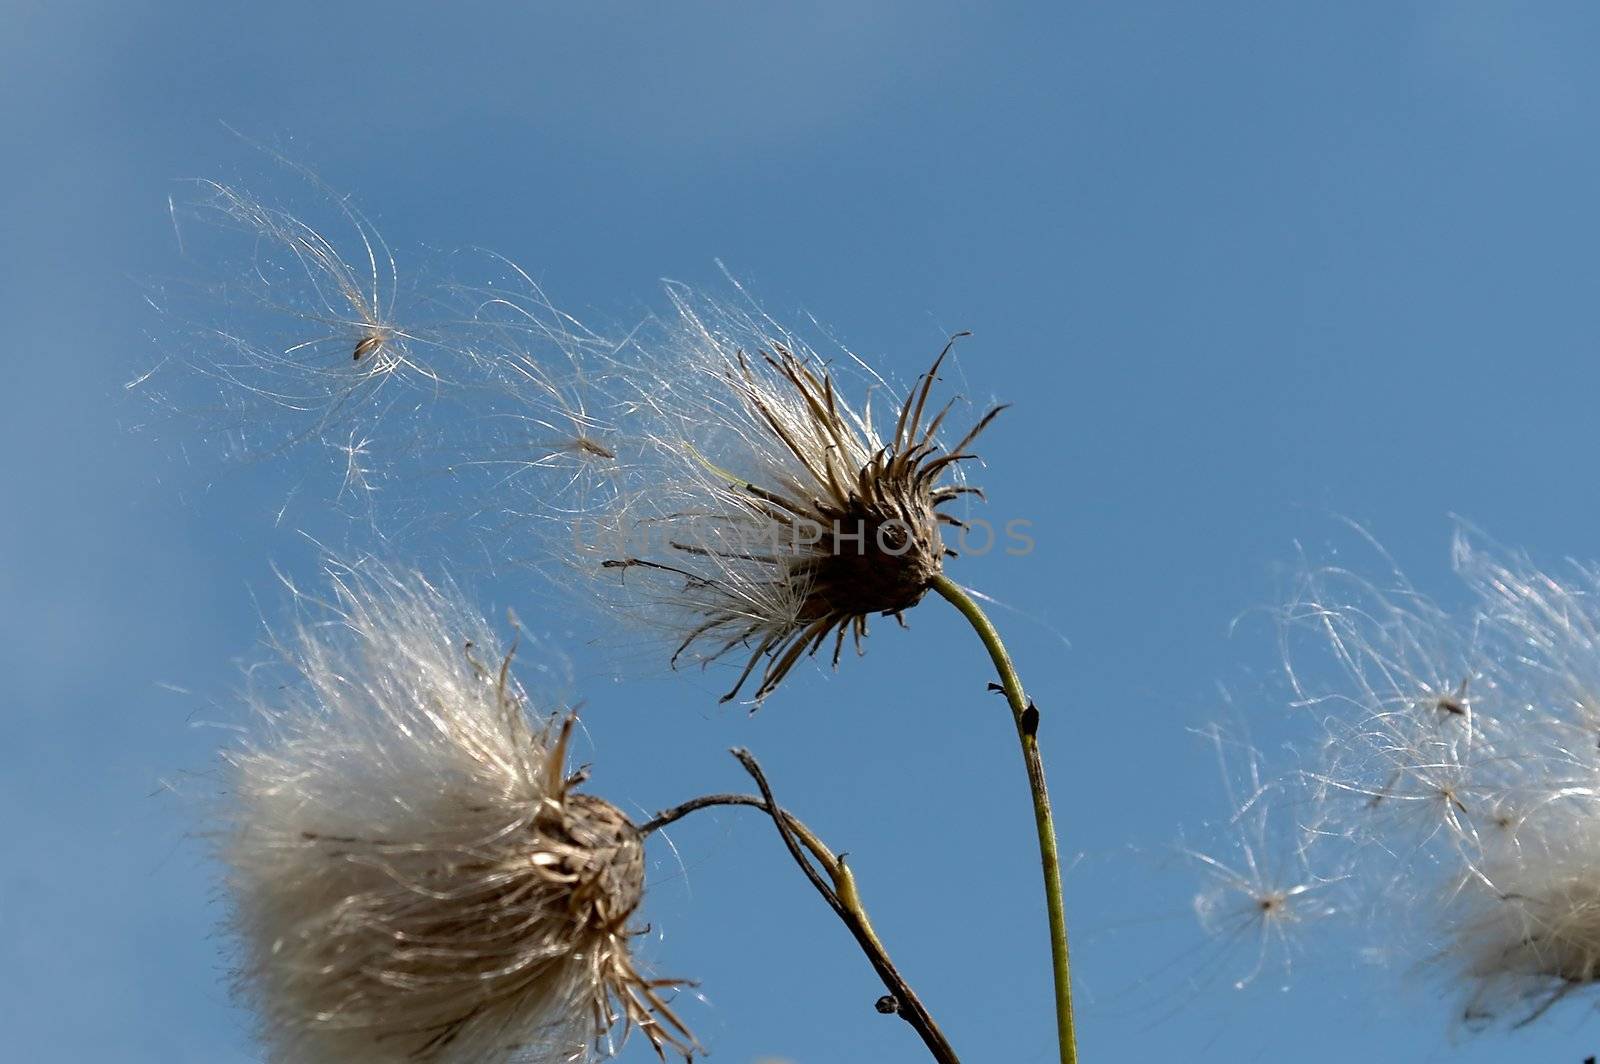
[202,177,425,387]
[222,568,695,1062]
[439,255,627,515]
[148,170,447,469]
[584,286,1003,704]
[1186,726,1341,992]
[1433,678,1471,718]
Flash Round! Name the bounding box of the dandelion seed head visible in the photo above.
[222,567,695,1062]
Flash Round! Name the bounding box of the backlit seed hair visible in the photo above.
[433,256,628,522]
[1192,525,1600,1029]
[588,286,1003,704]
[1183,726,1341,992]
[222,568,694,1062]
[145,170,449,498]
[1453,813,1600,1028]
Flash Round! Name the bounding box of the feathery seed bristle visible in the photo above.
[222,568,696,1062]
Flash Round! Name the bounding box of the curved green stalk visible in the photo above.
[929,573,1077,1064]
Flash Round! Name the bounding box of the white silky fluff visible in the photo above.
[1194,526,1600,1028]
[491,281,990,703]
[221,568,661,1063]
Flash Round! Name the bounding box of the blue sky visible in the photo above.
[8,2,1600,1061]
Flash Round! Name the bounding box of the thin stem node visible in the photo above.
[641,763,961,1064]
[931,573,1078,1064]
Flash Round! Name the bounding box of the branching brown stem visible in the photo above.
[640,751,961,1064]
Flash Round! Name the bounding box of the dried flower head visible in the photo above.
[223,568,694,1062]
[586,286,1003,704]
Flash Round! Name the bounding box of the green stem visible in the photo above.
[929,573,1078,1064]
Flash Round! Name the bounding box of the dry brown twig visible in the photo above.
[642,749,960,1064]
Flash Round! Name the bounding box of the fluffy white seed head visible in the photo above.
[1197,527,1600,1028]
[1453,793,1600,1027]
[221,568,694,1062]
